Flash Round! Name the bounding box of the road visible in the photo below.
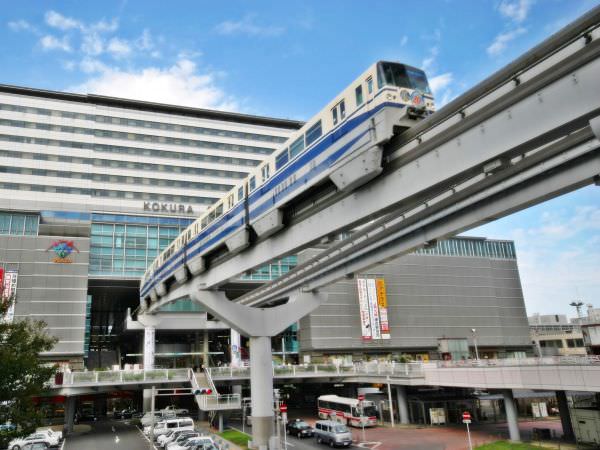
[63,419,153,450]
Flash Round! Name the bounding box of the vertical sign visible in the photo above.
[366,279,382,339]
[2,269,18,323]
[143,327,156,370]
[376,278,391,339]
[357,278,372,340]
[230,329,241,367]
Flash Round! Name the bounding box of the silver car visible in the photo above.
[314,420,353,447]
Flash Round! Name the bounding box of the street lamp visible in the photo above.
[471,328,480,361]
[570,301,584,319]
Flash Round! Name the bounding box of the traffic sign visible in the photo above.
[462,411,471,420]
[358,394,365,401]
[280,404,287,412]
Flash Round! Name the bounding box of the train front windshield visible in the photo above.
[379,62,432,95]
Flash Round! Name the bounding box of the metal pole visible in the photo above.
[150,385,156,442]
[466,422,473,450]
[242,405,245,435]
[282,336,286,365]
[387,382,395,427]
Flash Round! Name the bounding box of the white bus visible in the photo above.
[317,395,378,427]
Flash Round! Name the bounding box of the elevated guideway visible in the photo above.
[144,5,600,313]
[137,7,600,447]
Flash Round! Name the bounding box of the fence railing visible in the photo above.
[207,362,425,380]
[433,355,600,368]
[54,356,600,387]
[57,368,189,386]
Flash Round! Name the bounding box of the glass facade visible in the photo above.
[89,214,193,278]
[413,238,516,259]
[241,255,298,281]
[0,211,39,235]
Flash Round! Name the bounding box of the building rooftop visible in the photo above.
[0,83,304,130]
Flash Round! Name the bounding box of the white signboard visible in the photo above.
[357,278,372,340]
[366,279,382,340]
[2,270,18,323]
[357,278,392,340]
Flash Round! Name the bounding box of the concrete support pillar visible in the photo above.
[230,328,241,367]
[203,329,209,366]
[249,336,274,450]
[64,396,76,434]
[502,389,520,442]
[396,386,409,425]
[143,326,155,412]
[218,412,224,432]
[556,390,575,441]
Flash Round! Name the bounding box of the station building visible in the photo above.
[0,84,533,371]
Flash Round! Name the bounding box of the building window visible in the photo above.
[0,212,39,236]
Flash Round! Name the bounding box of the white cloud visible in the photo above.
[45,10,81,31]
[429,72,453,93]
[135,29,154,50]
[40,35,71,52]
[107,37,131,58]
[90,18,118,33]
[79,57,109,74]
[400,36,408,46]
[422,46,439,72]
[498,0,533,23]
[487,27,526,56]
[8,19,36,33]
[215,15,284,37]
[69,58,237,111]
[81,33,104,56]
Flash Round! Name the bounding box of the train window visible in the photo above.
[201,217,208,229]
[227,194,234,209]
[275,149,289,170]
[261,164,270,182]
[339,100,346,120]
[237,186,244,200]
[289,136,305,159]
[215,203,223,218]
[305,120,322,146]
[355,85,363,106]
[367,76,373,94]
[331,107,338,126]
[249,176,256,191]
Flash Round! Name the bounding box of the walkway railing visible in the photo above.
[189,369,241,410]
[207,362,425,380]
[57,368,189,386]
[434,355,600,368]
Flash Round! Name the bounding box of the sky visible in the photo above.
[0,0,599,318]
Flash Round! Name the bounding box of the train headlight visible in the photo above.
[400,90,411,102]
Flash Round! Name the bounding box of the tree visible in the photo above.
[0,286,58,448]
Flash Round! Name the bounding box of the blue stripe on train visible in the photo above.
[141,102,404,297]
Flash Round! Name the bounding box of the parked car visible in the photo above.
[21,444,49,450]
[314,420,353,447]
[141,411,166,427]
[35,428,63,443]
[114,407,136,419]
[161,405,189,416]
[74,411,98,423]
[169,436,214,450]
[160,430,198,448]
[286,419,314,438]
[0,422,16,432]
[8,432,56,450]
[150,417,195,440]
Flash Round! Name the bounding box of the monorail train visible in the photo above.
[140,61,435,305]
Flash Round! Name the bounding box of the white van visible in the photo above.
[152,417,195,441]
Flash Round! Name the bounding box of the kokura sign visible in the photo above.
[143,202,194,214]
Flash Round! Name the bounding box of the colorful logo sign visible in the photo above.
[46,240,80,263]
